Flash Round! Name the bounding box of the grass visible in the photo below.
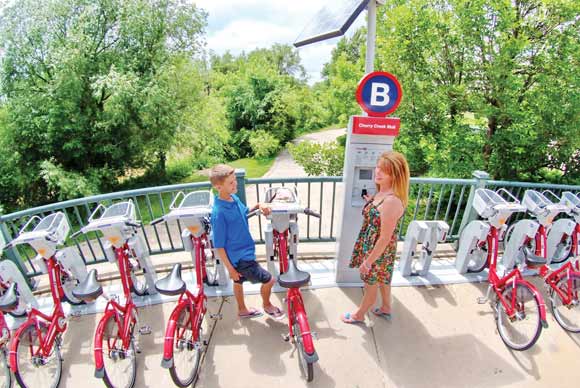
[229,156,276,178]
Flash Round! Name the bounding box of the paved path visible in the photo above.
[263,128,346,178]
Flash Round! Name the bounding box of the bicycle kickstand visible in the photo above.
[477,284,492,305]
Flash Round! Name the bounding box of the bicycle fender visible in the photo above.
[162,302,188,367]
[294,310,316,356]
[516,279,548,325]
[304,350,319,364]
[94,310,116,374]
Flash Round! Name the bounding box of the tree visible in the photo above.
[375,0,580,181]
[0,0,207,209]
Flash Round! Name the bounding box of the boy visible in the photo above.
[209,164,284,319]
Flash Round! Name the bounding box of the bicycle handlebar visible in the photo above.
[150,217,165,226]
[247,209,260,219]
[125,221,141,228]
[304,208,321,218]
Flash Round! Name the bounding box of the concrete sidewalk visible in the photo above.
[55,281,580,388]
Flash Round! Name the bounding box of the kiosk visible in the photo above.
[335,71,403,283]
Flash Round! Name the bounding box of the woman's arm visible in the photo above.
[361,197,404,272]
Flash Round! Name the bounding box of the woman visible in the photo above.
[342,151,410,324]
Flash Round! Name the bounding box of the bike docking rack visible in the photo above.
[399,221,449,277]
[455,188,527,274]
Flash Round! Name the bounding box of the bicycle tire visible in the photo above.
[98,313,137,388]
[467,241,488,273]
[550,273,580,333]
[0,346,11,388]
[61,273,85,306]
[496,282,542,351]
[291,304,314,382]
[13,322,62,388]
[550,235,573,264]
[168,305,203,387]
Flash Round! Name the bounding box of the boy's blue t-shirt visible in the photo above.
[211,194,255,267]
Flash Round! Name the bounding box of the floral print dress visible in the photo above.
[349,195,399,285]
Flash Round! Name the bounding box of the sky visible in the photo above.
[193,0,367,84]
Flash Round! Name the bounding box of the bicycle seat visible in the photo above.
[72,268,103,302]
[155,263,186,296]
[0,283,19,312]
[278,259,310,289]
[522,247,548,268]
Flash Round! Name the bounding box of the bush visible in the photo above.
[249,130,280,159]
[288,141,345,176]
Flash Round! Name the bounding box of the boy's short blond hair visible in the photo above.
[209,164,235,185]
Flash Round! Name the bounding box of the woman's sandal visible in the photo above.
[341,312,365,324]
[264,306,285,319]
[238,307,263,319]
[371,307,392,321]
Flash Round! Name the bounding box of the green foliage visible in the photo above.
[288,141,345,176]
[229,157,276,178]
[40,160,100,201]
[0,0,208,210]
[249,130,280,159]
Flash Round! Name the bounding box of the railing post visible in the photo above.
[457,171,490,237]
[235,169,247,205]
[0,219,33,287]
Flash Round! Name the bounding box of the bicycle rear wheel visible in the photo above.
[550,235,573,264]
[496,282,542,351]
[100,314,137,388]
[13,323,62,388]
[169,306,203,387]
[0,347,10,388]
[467,242,488,273]
[291,306,314,382]
[550,274,580,333]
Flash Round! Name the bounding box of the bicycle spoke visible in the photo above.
[101,314,137,388]
[15,324,62,388]
[496,283,542,350]
[170,307,203,387]
[551,274,580,332]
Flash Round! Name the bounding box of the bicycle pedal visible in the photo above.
[282,333,290,342]
[210,313,223,320]
[138,325,152,335]
[477,297,488,304]
[68,310,82,319]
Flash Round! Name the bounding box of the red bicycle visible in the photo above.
[151,190,218,387]
[71,200,154,388]
[469,189,548,351]
[6,212,87,388]
[252,186,320,381]
[515,191,580,332]
[0,286,13,388]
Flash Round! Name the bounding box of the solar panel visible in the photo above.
[294,0,370,48]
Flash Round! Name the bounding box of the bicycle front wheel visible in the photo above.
[496,282,542,351]
[291,307,314,382]
[99,314,137,388]
[13,323,62,388]
[550,274,580,333]
[169,306,203,387]
[0,347,11,388]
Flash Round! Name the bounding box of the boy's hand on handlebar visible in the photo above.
[259,203,272,216]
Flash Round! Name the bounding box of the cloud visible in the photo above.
[194,0,367,84]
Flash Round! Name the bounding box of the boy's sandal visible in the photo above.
[238,308,263,319]
[371,307,392,321]
[264,306,285,319]
[341,312,365,324]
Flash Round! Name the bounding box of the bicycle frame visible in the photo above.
[275,230,316,357]
[94,245,137,375]
[10,257,67,369]
[161,234,207,365]
[486,227,548,322]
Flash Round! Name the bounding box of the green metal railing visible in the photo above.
[1,169,579,281]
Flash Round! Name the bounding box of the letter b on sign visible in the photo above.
[356,71,402,117]
[370,83,390,106]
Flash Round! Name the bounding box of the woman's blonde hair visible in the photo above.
[376,151,410,208]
